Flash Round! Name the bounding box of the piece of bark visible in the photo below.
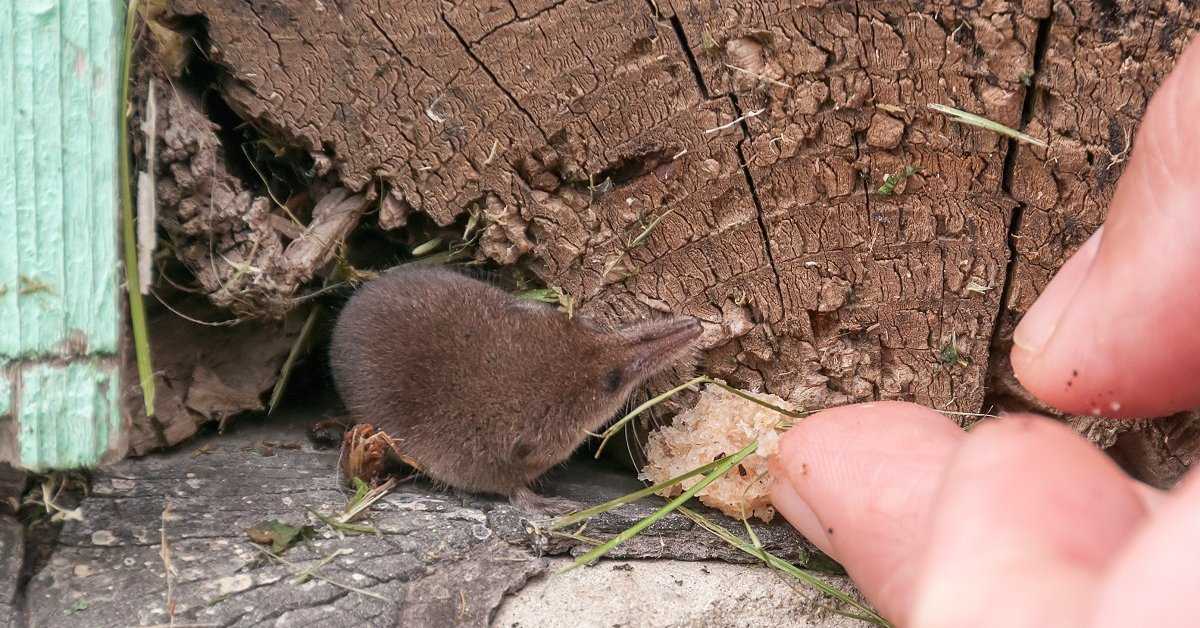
[150,87,367,318]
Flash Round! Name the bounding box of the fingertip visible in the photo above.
[773,401,965,623]
[910,414,1148,627]
[1010,37,1200,418]
[767,470,833,555]
[1091,471,1200,628]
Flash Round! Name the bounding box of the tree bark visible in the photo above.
[150,0,1199,479]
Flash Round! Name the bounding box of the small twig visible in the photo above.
[626,208,677,248]
[248,544,394,603]
[149,289,242,327]
[483,139,500,165]
[160,500,178,623]
[240,142,302,225]
[339,477,397,524]
[292,548,353,585]
[136,77,159,294]
[928,103,1047,147]
[269,305,321,413]
[704,108,765,134]
[724,63,792,89]
[1106,126,1132,171]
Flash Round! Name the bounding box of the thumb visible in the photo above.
[1011,37,1200,419]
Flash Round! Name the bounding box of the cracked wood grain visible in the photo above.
[159,0,1200,479]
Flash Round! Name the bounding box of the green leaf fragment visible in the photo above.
[245,520,315,554]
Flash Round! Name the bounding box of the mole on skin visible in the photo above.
[329,266,702,513]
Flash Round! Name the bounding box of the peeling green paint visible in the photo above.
[0,371,11,418]
[1,0,124,470]
[17,361,121,472]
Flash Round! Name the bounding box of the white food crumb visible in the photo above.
[640,383,793,523]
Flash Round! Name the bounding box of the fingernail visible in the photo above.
[1013,226,1105,353]
[768,468,834,555]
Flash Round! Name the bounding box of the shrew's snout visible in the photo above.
[622,316,703,374]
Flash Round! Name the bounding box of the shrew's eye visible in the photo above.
[603,368,623,392]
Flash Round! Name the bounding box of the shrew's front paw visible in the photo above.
[511,488,579,517]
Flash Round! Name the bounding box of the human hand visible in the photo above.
[769,39,1200,627]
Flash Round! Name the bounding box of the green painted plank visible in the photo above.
[1,0,119,360]
[0,371,10,419]
[17,361,121,472]
[88,0,120,354]
[1,0,126,470]
[0,4,15,350]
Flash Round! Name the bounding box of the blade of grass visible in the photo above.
[550,451,738,530]
[594,375,706,458]
[627,208,677,248]
[678,506,890,627]
[928,103,1047,147]
[268,305,320,414]
[338,477,397,524]
[306,507,376,536]
[120,0,156,416]
[704,379,808,419]
[517,288,560,303]
[561,440,757,573]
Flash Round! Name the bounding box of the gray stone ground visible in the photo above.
[4,412,866,627]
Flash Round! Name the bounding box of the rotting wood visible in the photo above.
[151,88,369,319]
[149,1,1200,480]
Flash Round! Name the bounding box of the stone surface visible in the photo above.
[21,409,841,627]
[495,558,864,628]
[0,516,22,628]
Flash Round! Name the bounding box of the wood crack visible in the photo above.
[439,13,549,143]
[988,11,1056,351]
[471,0,572,45]
[728,93,787,322]
[656,2,785,321]
[361,12,436,83]
[665,13,713,99]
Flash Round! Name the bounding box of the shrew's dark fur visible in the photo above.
[329,267,701,512]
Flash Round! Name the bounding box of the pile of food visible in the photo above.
[640,383,793,523]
